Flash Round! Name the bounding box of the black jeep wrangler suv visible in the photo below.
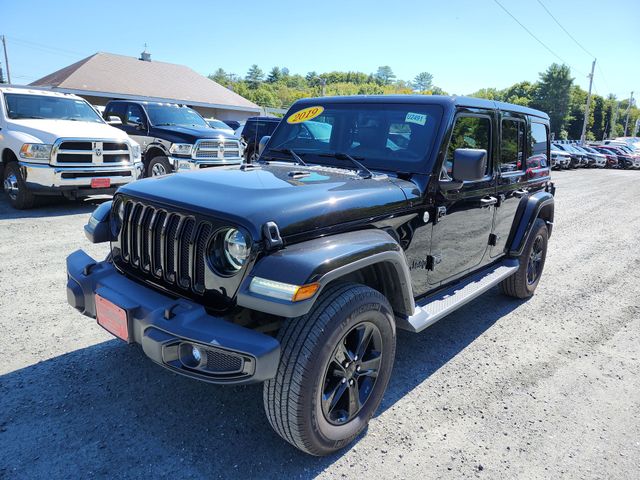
[67,95,555,455]
[104,100,243,177]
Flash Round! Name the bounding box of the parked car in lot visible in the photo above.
[68,95,555,455]
[572,145,606,168]
[553,143,588,168]
[610,137,640,150]
[103,100,243,177]
[205,118,235,136]
[237,116,280,161]
[0,86,143,209]
[593,145,638,169]
[550,148,571,169]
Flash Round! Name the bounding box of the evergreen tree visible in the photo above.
[531,64,574,138]
[245,64,264,88]
[374,66,395,85]
[209,68,228,86]
[413,72,433,92]
[267,67,281,83]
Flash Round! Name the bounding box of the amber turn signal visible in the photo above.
[292,283,320,302]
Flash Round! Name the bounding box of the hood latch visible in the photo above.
[262,221,283,250]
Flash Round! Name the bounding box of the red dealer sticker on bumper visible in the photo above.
[91,178,111,188]
[95,294,129,341]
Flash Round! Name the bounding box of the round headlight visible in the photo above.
[110,200,125,236]
[224,229,249,270]
[208,228,250,275]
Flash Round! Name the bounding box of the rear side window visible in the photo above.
[442,115,491,179]
[105,102,126,122]
[125,104,145,126]
[528,122,549,168]
[500,118,525,173]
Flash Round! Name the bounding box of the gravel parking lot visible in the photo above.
[1,169,639,479]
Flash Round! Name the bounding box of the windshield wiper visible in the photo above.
[266,148,308,166]
[318,152,373,179]
[155,122,176,126]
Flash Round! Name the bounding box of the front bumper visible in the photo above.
[20,161,144,192]
[171,157,243,171]
[66,249,280,385]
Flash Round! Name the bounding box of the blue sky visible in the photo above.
[2,0,638,99]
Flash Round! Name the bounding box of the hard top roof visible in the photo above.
[293,94,549,120]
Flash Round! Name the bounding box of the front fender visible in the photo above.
[237,229,415,318]
[507,191,554,256]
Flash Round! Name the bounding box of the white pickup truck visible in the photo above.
[0,86,143,209]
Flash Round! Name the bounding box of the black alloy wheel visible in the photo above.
[527,234,545,285]
[321,322,383,425]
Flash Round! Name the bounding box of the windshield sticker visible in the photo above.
[405,112,427,126]
[287,106,325,124]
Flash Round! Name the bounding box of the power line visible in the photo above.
[596,63,613,96]
[492,0,574,68]
[535,0,595,58]
[6,36,90,59]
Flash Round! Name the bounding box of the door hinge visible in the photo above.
[488,233,498,246]
[426,254,442,271]
[435,206,447,224]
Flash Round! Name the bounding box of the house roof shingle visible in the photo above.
[30,52,259,112]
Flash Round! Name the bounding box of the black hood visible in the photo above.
[117,164,416,241]
[150,125,236,144]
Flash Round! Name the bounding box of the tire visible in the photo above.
[263,283,396,456]
[500,218,548,299]
[3,161,36,209]
[147,156,172,177]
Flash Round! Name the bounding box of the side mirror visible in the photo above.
[107,116,122,125]
[258,135,271,156]
[451,148,487,182]
[127,118,144,129]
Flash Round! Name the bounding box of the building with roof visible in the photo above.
[29,51,261,121]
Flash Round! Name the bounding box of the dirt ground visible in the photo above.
[1,169,638,479]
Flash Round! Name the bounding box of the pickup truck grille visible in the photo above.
[193,139,242,161]
[52,139,131,165]
[116,199,214,295]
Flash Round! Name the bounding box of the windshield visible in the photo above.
[4,93,103,123]
[267,103,443,172]
[207,119,231,130]
[146,104,209,128]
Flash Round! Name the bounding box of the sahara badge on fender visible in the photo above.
[286,106,325,124]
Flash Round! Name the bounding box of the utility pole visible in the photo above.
[1,35,10,84]
[624,91,634,136]
[580,59,596,144]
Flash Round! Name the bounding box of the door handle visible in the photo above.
[513,189,528,198]
[480,196,498,206]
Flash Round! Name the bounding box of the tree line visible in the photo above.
[209,63,638,140]
[209,65,446,110]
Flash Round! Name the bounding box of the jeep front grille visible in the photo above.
[52,139,131,165]
[193,139,242,161]
[117,199,215,295]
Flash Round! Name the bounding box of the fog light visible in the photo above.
[179,342,204,368]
